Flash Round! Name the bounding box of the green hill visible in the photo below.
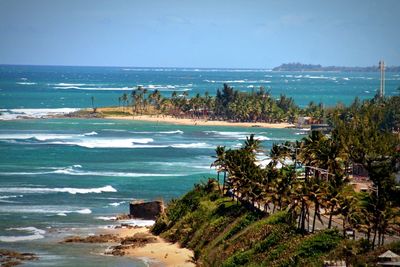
[151,179,400,266]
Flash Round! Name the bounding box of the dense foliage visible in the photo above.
[212,95,400,248]
[152,180,400,266]
[118,84,325,123]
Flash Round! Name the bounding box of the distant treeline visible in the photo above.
[118,84,325,124]
[273,63,400,72]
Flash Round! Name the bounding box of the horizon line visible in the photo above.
[1,62,399,69]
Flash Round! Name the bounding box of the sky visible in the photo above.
[0,0,399,68]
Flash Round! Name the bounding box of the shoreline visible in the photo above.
[114,227,194,267]
[62,224,194,267]
[95,107,294,128]
[103,114,295,129]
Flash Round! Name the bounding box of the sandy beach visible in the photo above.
[115,227,194,267]
[103,114,294,129]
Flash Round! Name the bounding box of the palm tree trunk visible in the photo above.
[372,227,377,249]
[222,171,226,195]
[216,172,221,193]
[312,202,318,233]
[328,205,334,229]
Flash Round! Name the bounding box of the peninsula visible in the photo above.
[273,62,400,72]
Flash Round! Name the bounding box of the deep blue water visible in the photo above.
[0,65,399,266]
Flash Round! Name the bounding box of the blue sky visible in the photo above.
[0,0,399,68]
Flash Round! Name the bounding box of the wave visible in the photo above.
[117,219,155,227]
[54,86,135,91]
[159,130,183,134]
[203,79,271,84]
[58,137,154,148]
[54,83,95,87]
[122,68,270,72]
[170,142,213,149]
[0,133,83,141]
[84,131,98,136]
[0,195,23,199]
[0,108,79,120]
[204,131,271,141]
[0,133,155,148]
[16,82,37,85]
[127,130,183,135]
[95,216,117,221]
[0,194,23,203]
[0,227,45,242]
[109,201,125,207]
[0,165,186,178]
[0,205,92,215]
[0,185,116,194]
[204,131,250,139]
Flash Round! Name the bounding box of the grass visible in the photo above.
[151,179,396,266]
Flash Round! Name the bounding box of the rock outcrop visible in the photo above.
[129,200,164,220]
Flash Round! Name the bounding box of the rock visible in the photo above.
[106,233,158,256]
[129,200,164,220]
[61,234,121,243]
[0,249,38,266]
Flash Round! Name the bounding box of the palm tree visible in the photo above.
[211,146,227,193]
[243,134,262,158]
[121,93,128,112]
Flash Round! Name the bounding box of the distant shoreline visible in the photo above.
[69,107,295,129]
[106,114,294,129]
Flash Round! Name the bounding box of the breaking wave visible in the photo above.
[0,185,117,194]
[0,227,45,242]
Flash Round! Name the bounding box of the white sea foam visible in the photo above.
[0,133,155,148]
[95,216,117,221]
[170,142,213,149]
[84,131,98,136]
[159,130,183,134]
[0,185,116,194]
[0,206,92,215]
[117,219,155,227]
[0,165,184,177]
[16,82,37,85]
[76,208,92,214]
[0,227,45,242]
[0,108,79,120]
[204,79,271,84]
[109,201,125,207]
[58,137,154,148]
[54,86,134,91]
[0,133,82,141]
[204,131,249,139]
[0,195,23,199]
[54,83,94,87]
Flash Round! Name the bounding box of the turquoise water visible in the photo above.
[0,65,399,266]
[1,65,399,111]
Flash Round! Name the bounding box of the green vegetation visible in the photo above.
[152,94,400,266]
[152,180,400,266]
[118,84,325,123]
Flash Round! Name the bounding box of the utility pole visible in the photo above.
[379,60,385,98]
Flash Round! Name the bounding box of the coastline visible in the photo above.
[105,114,294,129]
[90,106,294,129]
[64,225,194,267]
[114,227,194,267]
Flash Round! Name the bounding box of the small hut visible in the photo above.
[378,250,400,266]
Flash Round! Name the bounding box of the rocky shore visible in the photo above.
[0,249,37,267]
[61,224,194,267]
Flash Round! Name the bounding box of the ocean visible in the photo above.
[0,65,399,266]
